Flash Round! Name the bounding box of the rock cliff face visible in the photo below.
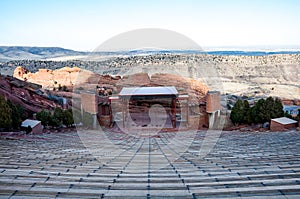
[13,66,208,100]
[0,75,62,113]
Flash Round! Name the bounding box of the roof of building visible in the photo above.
[119,86,178,98]
[207,91,220,94]
[108,96,120,100]
[271,117,298,125]
[21,119,41,128]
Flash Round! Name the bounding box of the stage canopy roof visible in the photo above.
[119,86,178,99]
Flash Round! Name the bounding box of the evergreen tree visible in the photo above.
[36,109,52,126]
[273,98,284,118]
[7,100,23,130]
[0,96,12,129]
[49,115,61,127]
[230,99,245,125]
[264,97,275,121]
[53,107,64,123]
[62,109,74,127]
[243,100,251,124]
[230,96,285,125]
[249,106,256,124]
[254,98,266,123]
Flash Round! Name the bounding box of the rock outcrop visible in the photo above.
[0,75,62,113]
[13,66,209,104]
[13,66,91,90]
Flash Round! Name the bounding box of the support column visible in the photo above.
[109,99,112,126]
[172,98,177,128]
[186,99,189,126]
[92,114,97,129]
[208,112,215,129]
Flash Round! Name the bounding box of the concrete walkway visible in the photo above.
[0,130,300,198]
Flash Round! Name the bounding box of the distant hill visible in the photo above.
[0,46,300,61]
[0,46,86,61]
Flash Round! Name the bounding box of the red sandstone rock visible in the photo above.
[13,66,87,89]
[13,66,30,79]
[0,75,62,114]
[117,73,151,90]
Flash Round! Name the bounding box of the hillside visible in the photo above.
[1,46,300,62]
[0,46,86,61]
[0,47,299,99]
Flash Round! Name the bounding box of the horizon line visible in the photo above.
[1,45,300,52]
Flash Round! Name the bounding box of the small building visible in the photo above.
[270,117,297,131]
[21,119,43,134]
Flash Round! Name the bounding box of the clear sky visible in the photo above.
[0,0,300,51]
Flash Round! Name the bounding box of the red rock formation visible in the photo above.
[0,75,62,114]
[13,66,30,79]
[150,73,208,104]
[13,66,84,89]
[116,73,151,91]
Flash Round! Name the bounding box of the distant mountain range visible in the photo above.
[0,46,86,61]
[0,46,300,61]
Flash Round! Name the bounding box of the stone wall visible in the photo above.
[80,92,97,114]
[206,91,221,113]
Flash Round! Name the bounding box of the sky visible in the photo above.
[0,0,300,51]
